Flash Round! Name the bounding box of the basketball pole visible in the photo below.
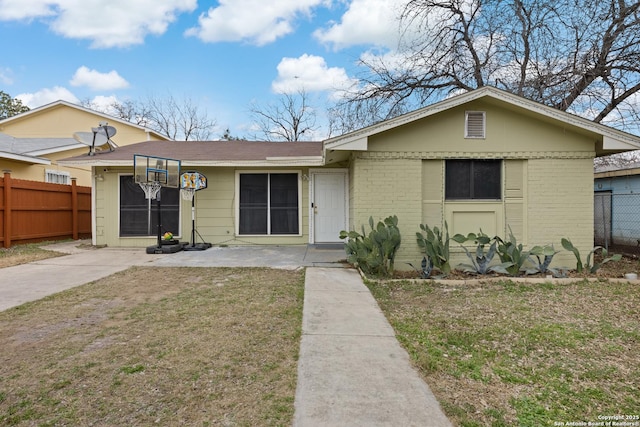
[155,190,162,249]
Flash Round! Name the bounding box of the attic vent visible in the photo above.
[465,111,486,138]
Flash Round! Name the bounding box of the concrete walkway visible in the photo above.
[0,241,450,426]
[294,267,451,426]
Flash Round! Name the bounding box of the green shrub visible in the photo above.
[340,215,401,278]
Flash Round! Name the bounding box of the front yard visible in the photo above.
[367,277,640,426]
[0,267,304,426]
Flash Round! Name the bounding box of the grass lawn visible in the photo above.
[0,266,304,426]
[366,278,640,426]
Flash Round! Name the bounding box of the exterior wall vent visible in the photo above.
[465,111,486,138]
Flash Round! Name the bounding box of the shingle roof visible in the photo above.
[0,132,84,163]
[59,140,324,167]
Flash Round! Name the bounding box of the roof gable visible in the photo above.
[324,87,640,156]
[0,100,168,141]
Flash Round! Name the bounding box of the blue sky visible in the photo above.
[0,0,407,139]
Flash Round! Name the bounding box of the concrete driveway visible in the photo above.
[0,240,345,311]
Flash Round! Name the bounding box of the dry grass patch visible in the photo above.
[0,242,64,268]
[0,266,304,426]
[367,278,640,426]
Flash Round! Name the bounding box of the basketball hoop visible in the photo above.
[139,181,162,200]
[180,187,196,201]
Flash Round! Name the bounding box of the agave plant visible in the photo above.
[451,230,513,275]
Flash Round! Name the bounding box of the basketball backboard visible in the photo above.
[134,154,181,188]
[180,171,207,191]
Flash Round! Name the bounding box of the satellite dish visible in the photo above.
[72,124,118,155]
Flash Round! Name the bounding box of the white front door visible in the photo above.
[312,172,347,243]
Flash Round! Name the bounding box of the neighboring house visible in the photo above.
[0,100,168,186]
[594,162,640,253]
[60,87,640,268]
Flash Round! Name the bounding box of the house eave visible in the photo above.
[59,157,325,168]
[0,151,51,165]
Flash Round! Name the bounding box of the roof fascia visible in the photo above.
[0,151,51,164]
[58,157,325,168]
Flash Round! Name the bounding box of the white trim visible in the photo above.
[308,168,349,244]
[0,151,50,164]
[45,169,71,184]
[234,170,303,237]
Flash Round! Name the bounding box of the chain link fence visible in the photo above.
[594,192,640,255]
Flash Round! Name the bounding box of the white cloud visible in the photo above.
[0,0,197,48]
[17,86,79,107]
[314,0,405,50]
[87,95,120,115]
[0,0,56,20]
[271,54,356,94]
[185,0,325,45]
[70,66,129,91]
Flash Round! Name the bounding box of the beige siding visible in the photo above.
[96,166,313,247]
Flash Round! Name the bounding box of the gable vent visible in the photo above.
[465,111,486,138]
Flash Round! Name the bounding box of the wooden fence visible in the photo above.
[0,171,92,248]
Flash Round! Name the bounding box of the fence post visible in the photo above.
[71,177,78,240]
[3,170,11,248]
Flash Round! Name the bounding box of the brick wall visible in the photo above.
[526,158,594,266]
[351,156,423,266]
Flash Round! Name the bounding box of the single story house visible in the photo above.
[0,100,168,186]
[60,87,640,268]
[594,162,640,252]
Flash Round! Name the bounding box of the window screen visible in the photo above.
[445,160,501,200]
[239,173,299,235]
[119,175,180,236]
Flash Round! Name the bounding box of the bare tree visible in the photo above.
[250,90,318,141]
[342,0,640,132]
[81,95,217,141]
[144,95,217,141]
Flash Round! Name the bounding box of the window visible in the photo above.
[45,169,70,184]
[119,175,180,236]
[465,111,485,138]
[238,173,299,235]
[445,160,501,200]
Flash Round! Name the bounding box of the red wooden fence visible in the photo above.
[0,171,92,248]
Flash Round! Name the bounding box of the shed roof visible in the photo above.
[59,140,324,167]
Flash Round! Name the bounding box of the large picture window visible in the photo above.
[238,173,299,235]
[119,175,180,236]
[445,159,501,200]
